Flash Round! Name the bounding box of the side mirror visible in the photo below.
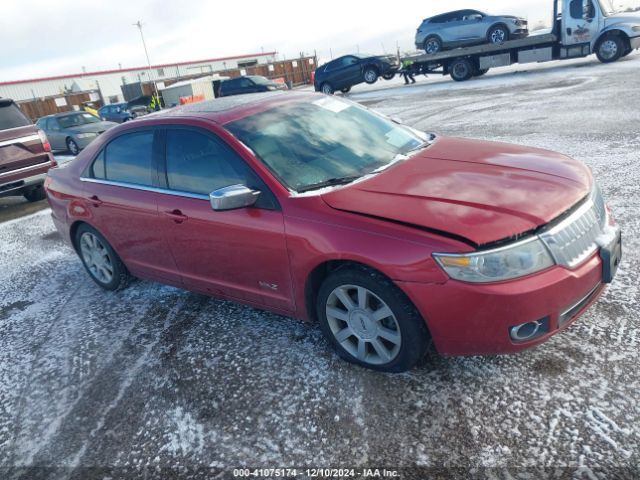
[210,185,261,211]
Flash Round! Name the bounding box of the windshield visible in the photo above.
[598,0,616,15]
[226,97,427,192]
[58,113,100,129]
[249,76,273,85]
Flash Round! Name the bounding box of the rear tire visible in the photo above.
[424,36,442,55]
[449,58,475,82]
[382,72,396,80]
[340,87,351,94]
[474,68,489,77]
[23,185,46,202]
[75,224,132,291]
[596,34,624,63]
[316,265,430,373]
[321,82,335,95]
[66,138,80,155]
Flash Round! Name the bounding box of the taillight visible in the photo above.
[37,129,51,152]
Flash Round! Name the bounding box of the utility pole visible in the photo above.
[133,20,161,109]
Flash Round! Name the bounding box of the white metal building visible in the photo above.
[0,52,277,104]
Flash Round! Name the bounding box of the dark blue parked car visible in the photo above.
[314,54,400,95]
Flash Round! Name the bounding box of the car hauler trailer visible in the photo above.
[403,0,640,82]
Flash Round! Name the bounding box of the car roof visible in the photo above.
[426,9,484,21]
[46,111,91,118]
[138,91,319,125]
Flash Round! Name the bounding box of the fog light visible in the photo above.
[509,318,550,343]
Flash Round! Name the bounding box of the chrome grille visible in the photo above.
[539,187,607,268]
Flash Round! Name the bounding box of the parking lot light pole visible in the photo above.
[133,20,161,110]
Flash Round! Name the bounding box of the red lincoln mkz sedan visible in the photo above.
[45,92,622,372]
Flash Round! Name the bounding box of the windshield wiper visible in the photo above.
[408,133,437,153]
[296,175,362,193]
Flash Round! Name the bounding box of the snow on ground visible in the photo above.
[1,53,639,479]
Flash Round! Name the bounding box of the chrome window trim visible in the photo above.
[0,134,41,148]
[0,159,52,178]
[79,177,209,201]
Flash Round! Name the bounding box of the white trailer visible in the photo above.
[403,0,640,82]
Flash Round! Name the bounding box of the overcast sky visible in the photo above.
[1,0,638,82]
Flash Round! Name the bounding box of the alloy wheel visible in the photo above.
[325,284,402,365]
[79,232,114,284]
[67,139,79,155]
[364,69,378,83]
[425,39,441,54]
[490,28,507,44]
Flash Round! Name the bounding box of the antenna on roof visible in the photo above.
[133,20,161,109]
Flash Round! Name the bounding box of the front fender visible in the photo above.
[595,24,638,45]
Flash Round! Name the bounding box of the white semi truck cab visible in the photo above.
[404,0,640,82]
[562,0,640,61]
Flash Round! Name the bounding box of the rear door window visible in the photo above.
[103,131,154,185]
[0,101,31,130]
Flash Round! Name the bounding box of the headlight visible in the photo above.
[433,237,554,283]
[76,132,98,139]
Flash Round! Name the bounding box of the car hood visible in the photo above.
[321,136,592,246]
[65,121,117,134]
[605,13,640,26]
[491,15,526,22]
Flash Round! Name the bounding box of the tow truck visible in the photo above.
[402,0,640,82]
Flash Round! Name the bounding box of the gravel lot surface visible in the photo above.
[1,53,639,479]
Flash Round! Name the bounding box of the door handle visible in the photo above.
[88,195,103,207]
[163,209,189,223]
[567,27,572,36]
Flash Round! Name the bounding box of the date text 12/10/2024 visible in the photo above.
[233,468,400,478]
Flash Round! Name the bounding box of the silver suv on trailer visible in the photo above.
[415,9,529,54]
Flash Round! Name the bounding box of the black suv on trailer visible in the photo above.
[0,99,56,202]
[314,54,399,94]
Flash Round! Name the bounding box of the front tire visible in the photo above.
[316,266,430,373]
[75,224,131,291]
[321,82,335,95]
[488,24,510,44]
[596,34,624,63]
[382,72,396,80]
[363,67,379,84]
[449,58,475,82]
[66,138,80,155]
